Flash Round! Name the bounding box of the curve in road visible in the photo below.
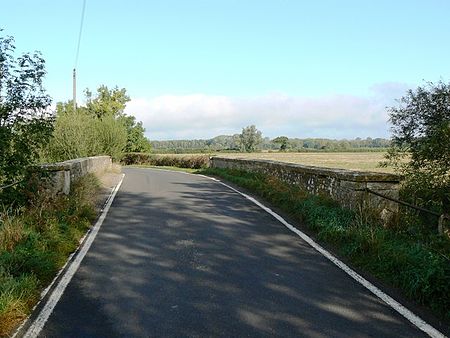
[28,168,438,337]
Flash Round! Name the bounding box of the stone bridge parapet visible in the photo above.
[210,157,400,215]
[41,156,112,195]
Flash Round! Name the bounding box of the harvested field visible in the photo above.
[215,152,392,172]
[154,152,393,173]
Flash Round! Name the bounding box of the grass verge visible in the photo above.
[199,167,450,323]
[0,174,101,336]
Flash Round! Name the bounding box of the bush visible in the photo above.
[121,153,210,169]
[385,81,450,217]
[45,108,96,161]
[46,106,127,162]
[0,32,54,199]
[45,85,148,163]
[93,115,127,161]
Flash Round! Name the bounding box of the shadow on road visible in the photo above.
[41,169,426,337]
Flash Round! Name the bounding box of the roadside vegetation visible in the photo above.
[0,33,54,206]
[0,174,101,336]
[0,31,143,336]
[383,81,450,229]
[198,167,450,322]
[0,31,149,199]
[121,153,210,169]
[44,85,151,162]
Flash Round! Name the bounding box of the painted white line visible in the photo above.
[198,174,445,338]
[21,174,125,338]
[114,168,445,337]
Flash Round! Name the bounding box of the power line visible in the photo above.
[73,0,87,111]
[74,0,87,69]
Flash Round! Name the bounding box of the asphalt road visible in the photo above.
[36,168,428,337]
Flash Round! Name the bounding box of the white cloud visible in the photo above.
[124,82,411,140]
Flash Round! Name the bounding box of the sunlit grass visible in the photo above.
[210,152,393,172]
[0,174,101,336]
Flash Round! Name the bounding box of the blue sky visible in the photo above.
[2,0,450,139]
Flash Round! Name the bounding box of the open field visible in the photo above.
[154,152,393,173]
[216,152,392,172]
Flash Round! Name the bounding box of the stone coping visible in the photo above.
[40,156,111,172]
[211,157,400,183]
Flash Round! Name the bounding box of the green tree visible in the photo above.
[272,136,289,151]
[0,32,53,187]
[385,81,450,217]
[120,115,151,153]
[48,86,151,161]
[85,85,129,118]
[47,87,130,161]
[240,125,262,152]
[231,134,242,150]
[87,86,150,154]
[47,102,97,160]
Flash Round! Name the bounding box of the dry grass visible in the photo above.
[157,152,393,173]
[219,152,392,172]
[0,274,39,336]
[0,174,102,337]
[0,213,25,252]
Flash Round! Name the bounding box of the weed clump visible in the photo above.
[0,174,100,336]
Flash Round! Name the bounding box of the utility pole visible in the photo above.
[73,68,77,111]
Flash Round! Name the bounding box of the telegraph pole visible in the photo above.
[73,68,77,111]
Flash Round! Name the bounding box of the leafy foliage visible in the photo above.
[120,115,151,153]
[0,33,53,190]
[85,85,129,118]
[239,125,262,152]
[385,81,450,215]
[272,136,289,151]
[46,101,126,161]
[46,86,148,161]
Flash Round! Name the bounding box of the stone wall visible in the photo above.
[41,156,112,195]
[210,157,400,214]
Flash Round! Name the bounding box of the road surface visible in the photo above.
[35,168,428,337]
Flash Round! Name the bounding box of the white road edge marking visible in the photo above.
[85,167,444,338]
[19,173,125,338]
[194,174,445,338]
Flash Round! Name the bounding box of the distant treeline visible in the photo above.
[150,135,390,153]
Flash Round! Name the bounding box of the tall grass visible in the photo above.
[199,168,450,322]
[0,174,100,336]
